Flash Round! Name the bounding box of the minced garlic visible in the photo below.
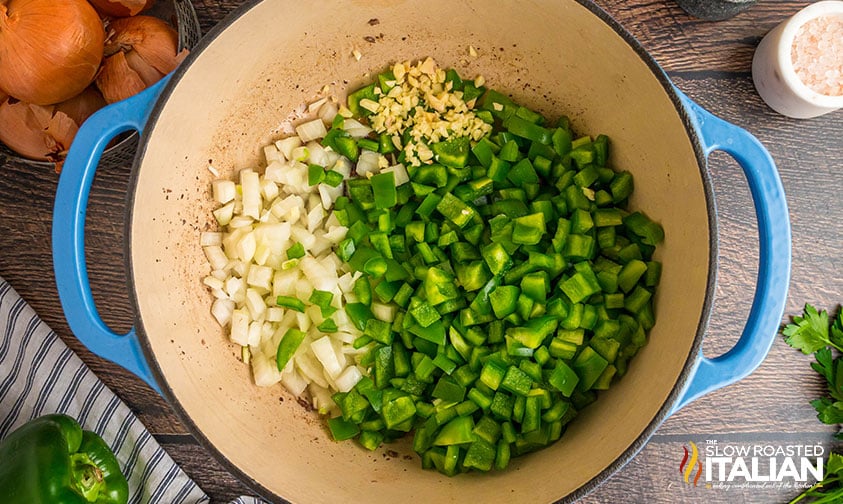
[363,57,492,167]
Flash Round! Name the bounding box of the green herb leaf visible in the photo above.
[783,304,838,354]
[811,347,835,384]
[810,398,843,425]
[832,309,843,348]
[808,348,843,403]
[784,304,843,504]
[827,452,843,475]
[834,358,843,403]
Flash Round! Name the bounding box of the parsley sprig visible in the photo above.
[784,304,843,354]
[784,304,843,503]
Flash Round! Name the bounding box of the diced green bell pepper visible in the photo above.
[276,328,306,371]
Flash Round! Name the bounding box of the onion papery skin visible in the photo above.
[0,96,75,162]
[0,0,105,105]
[96,15,184,103]
[0,86,104,163]
[56,85,106,125]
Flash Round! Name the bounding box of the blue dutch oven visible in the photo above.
[52,0,791,502]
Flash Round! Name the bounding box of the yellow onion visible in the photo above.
[96,15,186,104]
[56,86,106,125]
[87,0,154,18]
[0,87,105,165]
[0,0,105,105]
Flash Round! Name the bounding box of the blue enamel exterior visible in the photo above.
[52,78,171,394]
[671,88,792,412]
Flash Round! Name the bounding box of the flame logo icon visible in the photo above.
[680,442,703,486]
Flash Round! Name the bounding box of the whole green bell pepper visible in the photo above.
[0,414,128,504]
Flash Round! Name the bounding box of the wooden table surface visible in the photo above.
[1,1,841,502]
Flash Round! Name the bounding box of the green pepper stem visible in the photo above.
[70,452,105,502]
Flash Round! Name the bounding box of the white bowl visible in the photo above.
[752,0,843,119]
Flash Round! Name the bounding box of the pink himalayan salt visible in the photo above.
[791,14,843,96]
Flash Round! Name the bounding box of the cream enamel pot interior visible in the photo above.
[52,0,791,502]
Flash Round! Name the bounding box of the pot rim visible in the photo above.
[124,0,717,501]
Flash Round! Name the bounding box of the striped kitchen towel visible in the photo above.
[0,277,267,504]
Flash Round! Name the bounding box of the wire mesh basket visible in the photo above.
[0,0,202,171]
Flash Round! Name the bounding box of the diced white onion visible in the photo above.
[228,215,255,229]
[309,384,337,415]
[319,254,342,275]
[225,276,246,303]
[211,298,235,326]
[356,150,381,178]
[261,179,280,202]
[230,308,250,345]
[324,212,341,229]
[332,157,352,178]
[323,149,341,168]
[335,366,363,393]
[272,268,299,297]
[247,320,262,347]
[275,136,302,160]
[203,125,378,411]
[296,311,312,332]
[291,146,310,162]
[236,232,257,262]
[256,222,291,255]
[213,202,235,226]
[296,352,329,388]
[264,161,286,183]
[281,366,308,396]
[203,246,228,271]
[240,169,261,220]
[317,184,335,209]
[371,302,396,322]
[383,163,410,185]
[334,331,356,344]
[317,100,338,124]
[247,265,273,290]
[200,231,222,247]
[307,97,328,114]
[253,352,283,387]
[311,336,342,379]
[212,180,236,204]
[245,288,267,320]
[337,272,359,293]
[307,193,322,212]
[290,226,316,249]
[309,233,333,258]
[296,119,328,142]
[306,205,324,233]
[306,141,328,167]
[263,144,281,163]
[323,226,348,244]
[203,275,225,290]
[266,306,284,322]
[342,118,373,138]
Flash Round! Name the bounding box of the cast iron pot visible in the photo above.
[52,0,791,502]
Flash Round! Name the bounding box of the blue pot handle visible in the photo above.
[671,90,791,413]
[52,77,171,394]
